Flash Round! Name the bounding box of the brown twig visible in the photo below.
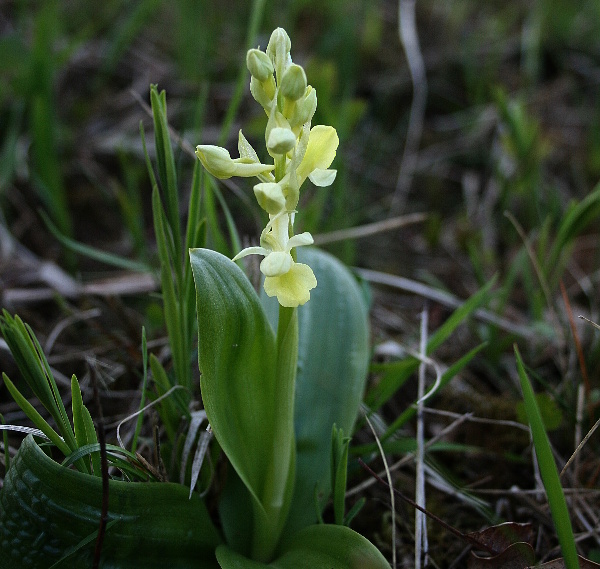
[560,281,590,398]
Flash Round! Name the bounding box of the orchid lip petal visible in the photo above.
[263,262,317,307]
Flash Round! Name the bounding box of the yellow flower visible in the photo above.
[195,27,339,307]
[281,124,339,211]
[232,211,317,307]
[295,124,339,187]
[263,262,317,307]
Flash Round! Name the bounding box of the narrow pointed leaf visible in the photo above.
[515,346,579,569]
[1,372,69,456]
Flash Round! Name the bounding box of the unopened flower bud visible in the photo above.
[289,86,317,129]
[267,127,297,155]
[195,145,236,178]
[196,144,274,179]
[246,49,273,82]
[254,182,286,214]
[250,76,275,111]
[280,64,307,101]
[267,28,292,80]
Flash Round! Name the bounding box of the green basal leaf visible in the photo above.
[261,248,371,535]
[60,442,158,482]
[40,209,151,272]
[0,435,221,569]
[215,524,389,569]
[546,183,600,286]
[152,186,189,390]
[218,469,255,557]
[190,248,293,562]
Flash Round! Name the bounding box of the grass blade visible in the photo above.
[1,373,70,457]
[514,345,579,569]
[40,210,151,272]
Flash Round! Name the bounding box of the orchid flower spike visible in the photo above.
[195,27,340,307]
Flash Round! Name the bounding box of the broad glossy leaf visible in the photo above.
[191,248,293,560]
[262,248,371,534]
[0,435,221,569]
[216,524,389,569]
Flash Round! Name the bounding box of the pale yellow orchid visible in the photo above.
[296,125,339,187]
[195,27,339,307]
[263,263,317,307]
[232,211,316,307]
[279,123,339,211]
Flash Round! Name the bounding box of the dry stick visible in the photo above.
[354,267,536,340]
[44,308,102,354]
[560,415,600,479]
[504,211,566,356]
[561,284,588,487]
[559,283,593,485]
[365,414,397,569]
[579,316,600,332]
[415,302,429,569]
[312,212,426,246]
[347,411,473,497]
[390,0,428,215]
[560,281,591,398]
[358,459,497,556]
[116,385,187,450]
[420,407,529,432]
[90,363,109,569]
[574,384,585,485]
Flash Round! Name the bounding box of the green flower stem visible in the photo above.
[252,305,298,562]
[275,155,286,183]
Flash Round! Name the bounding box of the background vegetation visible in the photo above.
[1,0,600,566]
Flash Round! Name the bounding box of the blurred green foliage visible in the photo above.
[1,0,599,410]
